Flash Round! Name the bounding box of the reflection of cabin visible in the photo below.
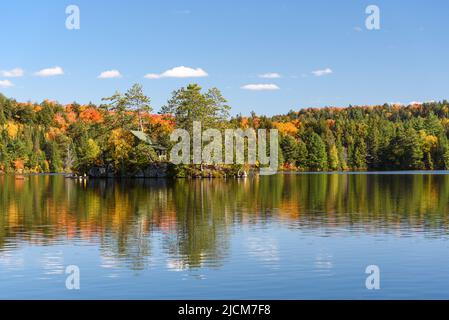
[130,130,167,161]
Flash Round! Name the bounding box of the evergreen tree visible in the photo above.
[160,84,230,132]
[350,136,367,170]
[436,134,449,169]
[280,135,298,166]
[296,140,308,170]
[45,141,63,172]
[305,132,327,171]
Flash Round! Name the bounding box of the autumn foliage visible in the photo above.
[1,86,449,174]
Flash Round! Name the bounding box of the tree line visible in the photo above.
[270,102,449,171]
[1,83,449,173]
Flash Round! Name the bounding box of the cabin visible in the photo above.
[130,130,167,161]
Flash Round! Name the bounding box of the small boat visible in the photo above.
[65,173,88,180]
[237,170,248,178]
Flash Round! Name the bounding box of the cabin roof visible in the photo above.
[130,130,167,150]
[130,130,153,144]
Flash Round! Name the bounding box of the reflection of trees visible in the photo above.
[1,173,449,270]
[162,180,231,268]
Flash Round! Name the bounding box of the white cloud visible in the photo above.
[144,74,162,79]
[0,80,14,88]
[353,26,363,32]
[311,68,333,77]
[34,66,64,77]
[241,84,280,91]
[408,101,422,105]
[144,66,208,79]
[0,68,24,77]
[259,72,281,79]
[98,70,122,79]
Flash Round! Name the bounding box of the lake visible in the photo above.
[1,173,449,299]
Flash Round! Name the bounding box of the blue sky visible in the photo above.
[0,0,448,115]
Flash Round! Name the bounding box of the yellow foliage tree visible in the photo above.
[273,121,298,136]
[108,129,134,167]
[6,122,19,138]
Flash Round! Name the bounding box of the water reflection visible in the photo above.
[1,173,449,272]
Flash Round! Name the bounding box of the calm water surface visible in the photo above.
[1,173,449,299]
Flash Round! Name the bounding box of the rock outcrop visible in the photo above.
[88,163,169,178]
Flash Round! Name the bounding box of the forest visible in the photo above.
[1,83,449,174]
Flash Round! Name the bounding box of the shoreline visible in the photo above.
[3,170,449,177]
